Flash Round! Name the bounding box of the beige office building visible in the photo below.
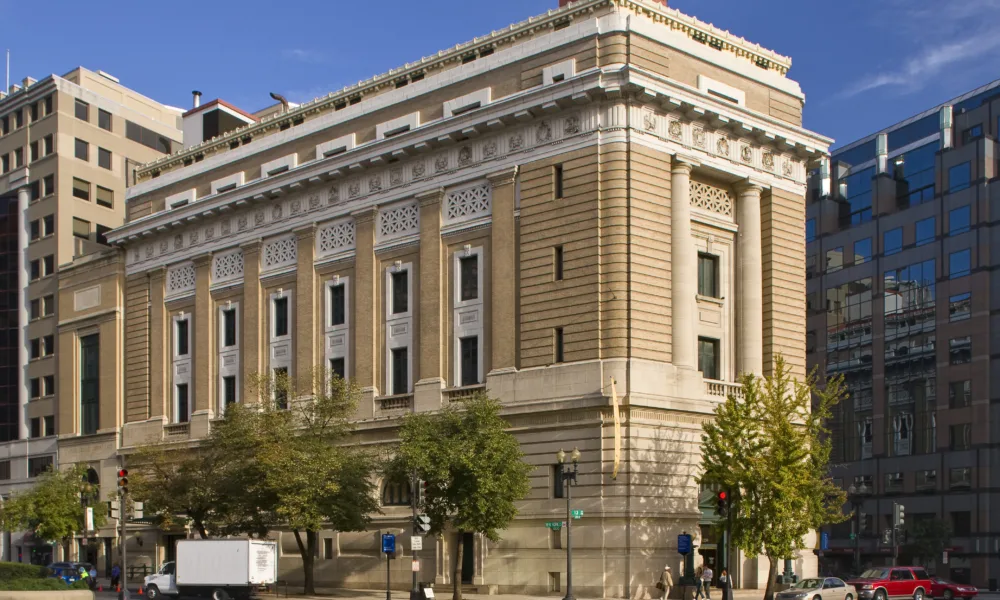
[0,67,182,567]
[108,0,829,594]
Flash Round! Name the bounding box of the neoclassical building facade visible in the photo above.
[105,0,830,595]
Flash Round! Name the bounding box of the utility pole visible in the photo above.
[410,474,419,600]
[117,467,130,600]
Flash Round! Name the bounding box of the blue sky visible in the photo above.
[3,0,998,149]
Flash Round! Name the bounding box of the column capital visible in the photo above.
[192,253,212,268]
[416,187,446,208]
[671,154,699,174]
[293,223,317,240]
[352,206,378,225]
[148,266,166,281]
[240,238,262,254]
[486,166,519,188]
[734,179,766,196]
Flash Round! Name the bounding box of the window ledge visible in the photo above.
[696,294,725,306]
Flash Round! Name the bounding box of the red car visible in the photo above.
[848,567,933,600]
[930,578,978,600]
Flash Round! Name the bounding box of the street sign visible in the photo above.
[942,551,948,565]
[821,532,829,551]
[85,507,94,531]
[545,521,563,530]
[849,533,856,540]
[382,533,396,554]
[412,536,423,551]
[677,533,692,555]
[571,510,584,519]
[412,559,421,572]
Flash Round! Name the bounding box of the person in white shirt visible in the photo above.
[696,565,714,600]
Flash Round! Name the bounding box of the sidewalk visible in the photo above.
[272,586,771,600]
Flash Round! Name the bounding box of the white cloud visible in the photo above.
[281,48,325,64]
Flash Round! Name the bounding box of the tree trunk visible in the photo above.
[763,556,778,600]
[452,532,463,600]
[293,529,318,595]
[194,521,209,539]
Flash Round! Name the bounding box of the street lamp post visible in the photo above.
[848,483,869,576]
[557,447,581,600]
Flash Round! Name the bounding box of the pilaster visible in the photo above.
[294,224,317,385]
[670,157,697,371]
[414,188,445,412]
[353,208,378,419]
[241,240,262,399]
[148,268,167,419]
[736,182,764,376]
[486,167,519,398]
[192,253,214,432]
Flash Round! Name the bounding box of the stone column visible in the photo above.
[415,188,445,412]
[670,157,697,370]
[241,240,262,399]
[191,253,214,437]
[353,208,378,419]
[736,182,764,376]
[148,268,167,419]
[294,225,317,385]
[487,167,518,372]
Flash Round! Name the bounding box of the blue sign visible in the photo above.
[677,534,692,555]
[382,533,396,554]
[821,532,829,551]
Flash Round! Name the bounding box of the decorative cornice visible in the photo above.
[192,253,212,268]
[416,187,446,208]
[352,207,378,225]
[486,166,519,188]
[293,224,317,240]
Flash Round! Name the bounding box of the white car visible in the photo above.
[143,561,177,599]
[776,577,859,600]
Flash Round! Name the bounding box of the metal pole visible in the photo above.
[411,475,419,600]
[891,527,897,567]
[564,467,574,600]
[386,550,392,600]
[119,487,129,600]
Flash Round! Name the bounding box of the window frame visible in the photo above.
[698,337,721,380]
[914,216,935,246]
[325,276,350,384]
[948,205,971,236]
[884,227,903,255]
[853,238,872,265]
[698,253,720,298]
[947,162,971,193]
[218,302,241,415]
[98,109,112,131]
[97,147,112,170]
[74,138,89,161]
[949,249,971,279]
[79,333,100,435]
[73,177,91,201]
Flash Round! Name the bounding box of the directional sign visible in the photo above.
[545,521,563,530]
[821,532,829,551]
[677,534,692,555]
[412,536,423,551]
[849,533,856,540]
[382,533,396,554]
[571,510,584,519]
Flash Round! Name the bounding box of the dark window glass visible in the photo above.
[273,367,288,409]
[43,416,54,436]
[949,249,971,278]
[73,178,90,201]
[381,480,411,506]
[43,134,53,155]
[554,246,564,281]
[915,217,935,246]
[43,215,54,236]
[223,309,237,347]
[330,284,346,326]
[176,319,189,355]
[98,109,112,131]
[126,120,174,153]
[841,166,874,226]
[806,218,816,242]
[460,336,479,386]
[391,271,408,314]
[391,347,409,395]
[950,511,972,536]
[96,225,111,246]
[75,138,89,161]
[176,384,189,423]
[29,180,40,201]
[330,357,346,380]
[98,148,112,170]
[96,186,113,208]
[0,461,10,480]
[948,162,971,193]
[459,256,478,301]
[43,255,54,276]
[887,113,938,151]
[853,238,872,265]
[949,380,971,408]
[698,253,719,297]
[30,378,41,398]
[893,143,936,207]
[949,424,971,450]
[30,220,40,241]
[949,293,971,322]
[274,297,289,337]
[80,334,100,435]
[554,328,564,363]
[29,141,38,162]
[28,456,53,477]
[949,206,970,235]
[13,147,22,167]
[30,260,40,281]
[43,174,54,196]
[30,417,41,439]
[698,337,720,380]
[29,102,38,122]
[223,376,237,406]
[961,125,982,144]
[884,228,903,255]
[553,465,565,498]
[554,164,564,199]
[75,100,89,121]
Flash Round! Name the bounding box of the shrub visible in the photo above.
[0,561,45,580]
[0,578,72,591]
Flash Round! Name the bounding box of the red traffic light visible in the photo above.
[118,469,128,478]
[717,491,727,500]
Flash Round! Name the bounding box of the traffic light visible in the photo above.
[715,490,728,517]
[414,514,431,535]
[893,503,905,528]
[415,480,426,507]
[117,468,129,496]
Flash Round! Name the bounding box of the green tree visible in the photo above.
[0,464,106,554]
[701,356,848,600]
[394,393,532,600]
[903,519,952,566]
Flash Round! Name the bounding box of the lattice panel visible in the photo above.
[317,220,356,257]
[378,202,419,240]
[445,184,491,224]
[212,250,244,284]
[690,181,733,217]
[166,264,196,296]
[262,235,298,270]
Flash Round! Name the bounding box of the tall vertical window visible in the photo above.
[176,319,189,356]
[43,134,53,155]
[949,249,971,279]
[884,227,903,255]
[698,337,720,380]
[330,284,346,326]
[826,247,844,273]
[222,376,237,406]
[949,293,971,322]
[842,166,874,226]
[853,238,872,265]
[554,328,565,363]
[273,296,289,337]
[75,99,89,121]
[391,271,408,314]
[949,424,971,450]
[805,218,816,242]
[947,162,971,193]
[698,253,719,297]
[460,337,479,386]
[949,381,971,408]
[222,308,237,347]
[391,347,409,395]
[98,109,112,131]
[273,367,289,409]
[75,138,89,161]
[459,256,479,301]
[915,217,935,246]
[554,164,564,199]
[80,334,100,435]
[330,358,346,380]
[176,384,190,423]
[98,147,112,170]
[893,143,936,206]
[43,175,54,196]
[949,206,971,235]
[554,246,564,281]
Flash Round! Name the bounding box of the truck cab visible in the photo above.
[143,561,178,599]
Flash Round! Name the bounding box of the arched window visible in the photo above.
[86,468,99,485]
[381,480,411,506]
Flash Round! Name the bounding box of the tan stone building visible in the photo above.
[0,67,182,567]
[108,0,829,595]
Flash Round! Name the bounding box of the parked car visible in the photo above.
[848,567,933,600]
[931,578,978,600]
[776,577,858,600]
[46,562,81,584]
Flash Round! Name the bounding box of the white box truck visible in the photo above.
[142,539,277,600]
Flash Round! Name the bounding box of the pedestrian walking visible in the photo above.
[719,568,733,600]
[695,566,704,599]
[696,564,714,600]
[656,565,674,598]
[111,563,121,589]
